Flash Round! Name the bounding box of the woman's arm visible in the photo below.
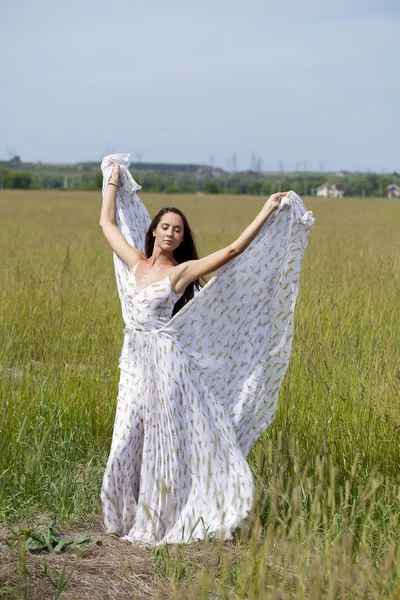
[172,192,288,292]
[99,159,145,268]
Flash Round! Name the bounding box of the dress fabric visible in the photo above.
[99,153,315,547]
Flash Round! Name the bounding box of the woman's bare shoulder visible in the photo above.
[128,253,147,272]
[169,260,193,275]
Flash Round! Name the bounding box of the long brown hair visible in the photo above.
[145,207,203,316]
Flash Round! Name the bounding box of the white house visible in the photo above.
[316,182,345,198]
[386,184,400,198]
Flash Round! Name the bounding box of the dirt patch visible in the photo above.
[1,516,163,599]
[0,514,242,599]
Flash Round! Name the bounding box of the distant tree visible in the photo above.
[0,167,7,188]
[204,181,220,194]
[165,184,180,194]
[94,172,103,189]
[5,171,33,189]
[40,175,63,189]
[261,181,272,196]
[8,155,22,168]
[247,181,263,195]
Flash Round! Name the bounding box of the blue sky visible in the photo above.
[1,0,399,171]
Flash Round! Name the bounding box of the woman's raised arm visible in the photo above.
[99,159,145,269]
[171,192,288,293]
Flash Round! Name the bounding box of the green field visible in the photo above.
[1,190,399,599]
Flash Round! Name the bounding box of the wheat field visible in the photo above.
[1,189,399,599]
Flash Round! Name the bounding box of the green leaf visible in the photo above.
[18,521,102,553]
[46,519,61,547]
[71,535,102,548]
[53,539,67,553]
[28,530,47,544]
[26,536,47,551]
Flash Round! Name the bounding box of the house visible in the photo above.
[195,167,210,180]
[195,167,225,180]
[316,182,345,198]
[386,184,400,198]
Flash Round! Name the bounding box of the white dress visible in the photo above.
[100,153,315,547]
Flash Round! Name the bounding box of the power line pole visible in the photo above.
[225,158,231,192]
[6,147,17,161]
[209,153,215,176]
[231,153,238,173]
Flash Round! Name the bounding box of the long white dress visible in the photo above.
[100,153,315,547]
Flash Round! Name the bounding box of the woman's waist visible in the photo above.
[123,323,162,334]
[124,313,171,333]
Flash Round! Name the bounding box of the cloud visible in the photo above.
[1,0,399,170]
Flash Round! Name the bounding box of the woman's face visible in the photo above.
[153,212,185,252]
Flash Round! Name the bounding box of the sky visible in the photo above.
[1,0,399,172]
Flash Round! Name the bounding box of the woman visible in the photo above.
[99,153,314,547]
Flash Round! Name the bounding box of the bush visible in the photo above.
[4,171,33,189]
[165,185,180,194]
[204,181,221,194]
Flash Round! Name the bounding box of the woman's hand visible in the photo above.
[109,158,121,187]
[110,157,120,173]
[264,192,289,214]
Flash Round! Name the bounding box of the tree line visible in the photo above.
[0,162,399,197]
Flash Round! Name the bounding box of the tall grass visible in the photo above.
[1,190,399,597]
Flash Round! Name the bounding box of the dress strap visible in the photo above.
[130,260,142,276]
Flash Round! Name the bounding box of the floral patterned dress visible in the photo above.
[99,153,315,546]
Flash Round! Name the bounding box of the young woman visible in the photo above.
[99,154,314,547]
